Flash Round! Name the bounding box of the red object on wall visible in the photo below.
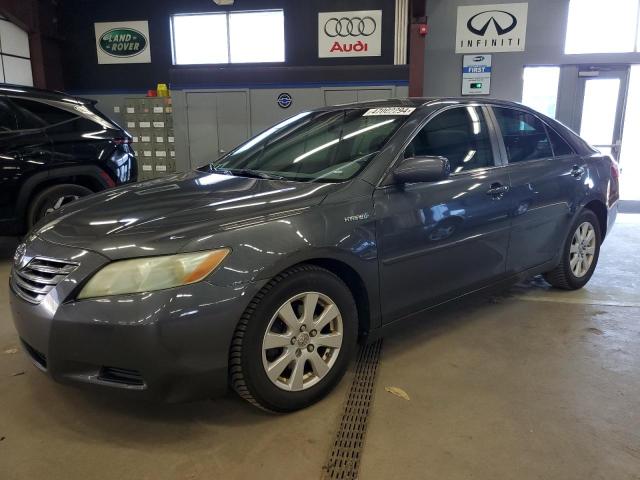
[418,24,428,36]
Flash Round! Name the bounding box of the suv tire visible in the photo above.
[27,184,93,227]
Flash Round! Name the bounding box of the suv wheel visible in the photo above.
[230,265,357,412]
[544,209,601,290]
[27,184,93,227]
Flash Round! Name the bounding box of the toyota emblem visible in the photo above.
[324,16,377,37]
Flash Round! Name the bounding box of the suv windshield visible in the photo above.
[200,108,410,183]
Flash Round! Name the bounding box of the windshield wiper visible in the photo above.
[211,166,286,181]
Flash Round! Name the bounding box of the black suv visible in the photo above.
[0,84,136,234]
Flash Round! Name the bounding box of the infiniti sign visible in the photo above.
[455,2,528,53]
[467,10,517,36]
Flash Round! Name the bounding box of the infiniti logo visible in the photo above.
[466,10,517,36]
[324,16,376,37]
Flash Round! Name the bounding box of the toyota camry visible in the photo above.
[9,98,618,411]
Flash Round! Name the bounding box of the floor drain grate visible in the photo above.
[322,339,383,480]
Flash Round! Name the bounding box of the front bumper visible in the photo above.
[9,237,263,402]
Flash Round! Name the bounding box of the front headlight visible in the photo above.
[77,249,230,299]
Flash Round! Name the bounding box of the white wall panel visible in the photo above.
[0,19,30,57]
[3,56,33,86]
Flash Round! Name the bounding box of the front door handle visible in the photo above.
[571,165,585,178]
[486,183,510,198]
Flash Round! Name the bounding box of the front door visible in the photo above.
[375,105,512,323]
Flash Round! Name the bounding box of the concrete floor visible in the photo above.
[1,215,639,480]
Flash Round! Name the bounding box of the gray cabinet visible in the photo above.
[186,91,250,168]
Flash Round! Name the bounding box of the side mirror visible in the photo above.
[394,156,451,184]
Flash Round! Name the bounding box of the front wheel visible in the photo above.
[544,209,601,290]
[230,265,357,412]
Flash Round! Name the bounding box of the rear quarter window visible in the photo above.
[10,97,78,130]
[547,127,575,156]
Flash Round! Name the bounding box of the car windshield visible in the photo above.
[199,108,411,183]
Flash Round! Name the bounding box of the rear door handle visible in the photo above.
[571,165,585,178]
[486,183,510,198]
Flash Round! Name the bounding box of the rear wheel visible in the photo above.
[544,209,601,290]
[230,265,357,412]
[27,184,93,227]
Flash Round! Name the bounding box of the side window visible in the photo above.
[404,106,495,173]
[493,107,552,163]
[0,98,17,132]
[547,127,575,156]
[9,98,78,130]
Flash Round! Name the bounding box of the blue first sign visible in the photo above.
[462,54,492,95]
[277,93,293,108]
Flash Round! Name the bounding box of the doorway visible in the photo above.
[569,65,640,208]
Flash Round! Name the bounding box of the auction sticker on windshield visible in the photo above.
[363,107,416,116]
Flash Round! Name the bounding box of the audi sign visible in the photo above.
[318,10,382,58]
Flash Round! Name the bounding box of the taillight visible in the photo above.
[99,169,116,188]
[608,159,620,206]
[610,160,619,179]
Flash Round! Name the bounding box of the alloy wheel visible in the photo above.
[261,292,343,391]
[569,221,596,278]
[45,195,80,215]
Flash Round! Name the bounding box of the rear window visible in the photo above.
[493,107,553,163]
[0,98,17,132]
[10,98,78,129]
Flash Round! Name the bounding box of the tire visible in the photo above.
[544,209,601,290]
[230,264,358,412]
[27,184,93,227]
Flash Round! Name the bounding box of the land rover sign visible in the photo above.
[94,21,151,64]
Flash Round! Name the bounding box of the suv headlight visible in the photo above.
[77,249,230,299]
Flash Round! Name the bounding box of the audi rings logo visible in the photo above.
[466,10,517,36]
[324,16,377,37]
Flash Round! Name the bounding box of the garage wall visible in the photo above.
[423,0,640,102]
[58,0,409,174]
[0,15,33,86]
[91,84,409,171]
[60,0,401,93]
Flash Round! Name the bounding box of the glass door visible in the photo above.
[619,65,640,201]
[575,67,629,161]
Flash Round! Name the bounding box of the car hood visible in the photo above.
[33,170,336,259]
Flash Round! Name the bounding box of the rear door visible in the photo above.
[489,106,585,273]
[375,105,513,323]
[0,96,54,225]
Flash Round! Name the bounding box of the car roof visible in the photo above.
[321,96,535,110]
[0,83,96,105]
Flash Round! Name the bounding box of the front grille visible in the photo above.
[12,257,78,304]
[98,367,145,387]
[21,339,47,370]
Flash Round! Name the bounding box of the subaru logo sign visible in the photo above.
[277,93,293,109]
